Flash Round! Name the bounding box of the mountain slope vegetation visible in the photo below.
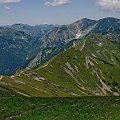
[0,34,120,97]
[0,97,120,120]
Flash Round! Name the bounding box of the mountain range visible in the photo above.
[0,17,120,76]
[0,17,120,97]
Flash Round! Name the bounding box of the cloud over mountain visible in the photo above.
[44,0,70,7]
[97,0,120,12]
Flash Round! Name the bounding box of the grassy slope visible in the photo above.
[0,97,120,120]
[0,34,120,97]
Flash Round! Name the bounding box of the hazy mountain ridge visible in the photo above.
[10,24,56,36]
[0,27,38,75]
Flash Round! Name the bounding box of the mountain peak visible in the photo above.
[98,17,120,22]
[73,18,96,25]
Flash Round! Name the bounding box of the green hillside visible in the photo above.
[0,34,120,97]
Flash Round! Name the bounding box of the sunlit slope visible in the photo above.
[0,34,120,97]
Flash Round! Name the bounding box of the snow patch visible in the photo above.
[11,76,14,78]
[21,36,25,40]
[97,42,102,47]
[75,32,82,39]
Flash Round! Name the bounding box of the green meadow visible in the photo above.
[0,97,120,120]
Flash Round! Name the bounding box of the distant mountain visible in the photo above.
[0,27,41,75]
[41,17,120,43]
[0,24,58,75]
[1,34,120,97]
[5,24,56,36]
[28,18,97,68]
[92,17,120,35]
[42,18,96,42]
[29,17,120,68]
[91,17,120,42]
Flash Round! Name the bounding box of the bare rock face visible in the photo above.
[28,52,42,68]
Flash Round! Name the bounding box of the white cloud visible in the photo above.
[4,5,10,10]
[97,0,120,12]
[0,0,21,3]
[44,0,70,7]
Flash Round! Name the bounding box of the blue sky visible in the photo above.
[0,0,120,25]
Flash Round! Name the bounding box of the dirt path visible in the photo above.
[0,75,3,80]
[80,39,87,51]
[37,58,53,69]
[41,61,50,68]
